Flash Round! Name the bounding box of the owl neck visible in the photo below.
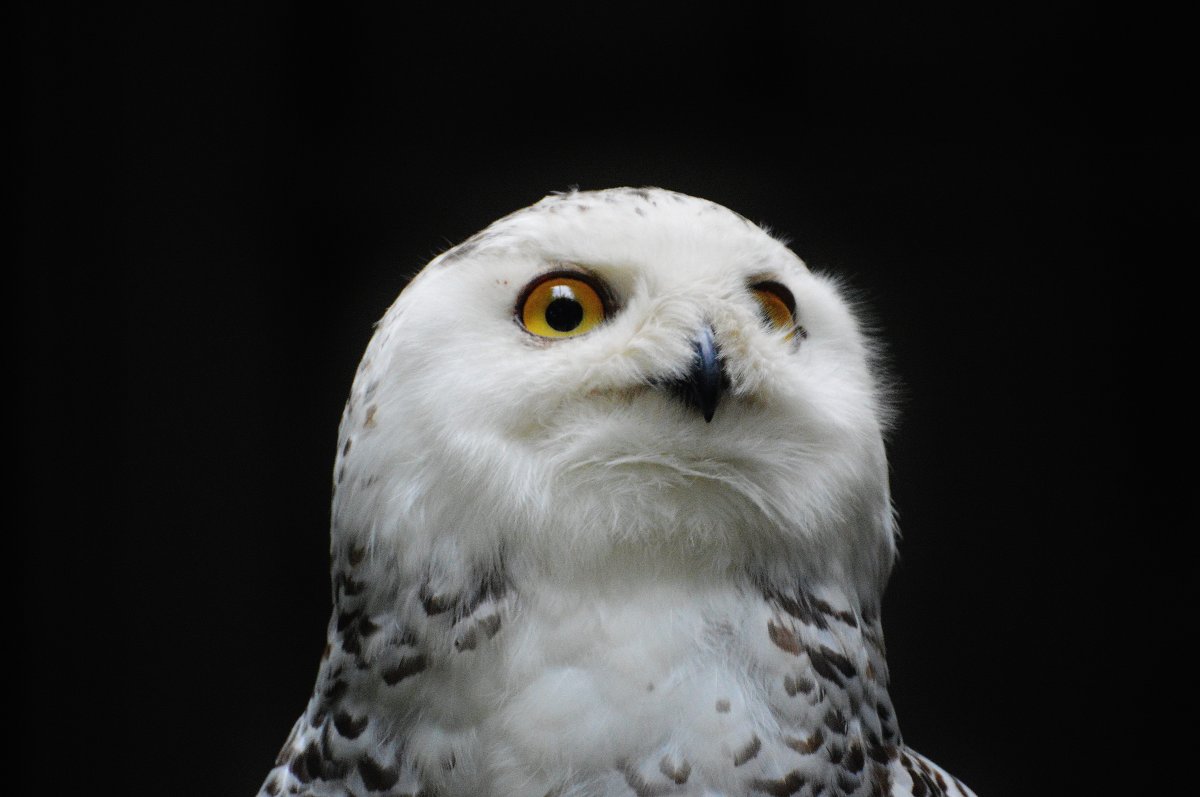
[495,538,883,622]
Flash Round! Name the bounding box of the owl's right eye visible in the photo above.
[517,272,610,339]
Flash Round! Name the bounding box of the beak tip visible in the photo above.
[689,324,723,423]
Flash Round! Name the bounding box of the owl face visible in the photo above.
[336,189,894,597]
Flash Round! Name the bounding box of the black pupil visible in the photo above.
[545,291,584,331]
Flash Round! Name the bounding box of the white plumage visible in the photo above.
[259,187,975,797]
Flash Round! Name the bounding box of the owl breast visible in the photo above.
[423,571,900,796]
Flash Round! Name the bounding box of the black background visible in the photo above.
[19,4,1166,795]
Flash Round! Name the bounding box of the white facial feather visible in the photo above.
[260,187,975,797]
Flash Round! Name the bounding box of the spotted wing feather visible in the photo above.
[257,538,510,797]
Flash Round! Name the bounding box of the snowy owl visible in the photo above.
[259,187,976,797]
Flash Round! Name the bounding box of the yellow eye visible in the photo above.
[518,272,609,338]
[752,281,798,337]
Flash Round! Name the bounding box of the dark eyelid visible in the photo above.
[514,269,615,319]
[750,281,796,315]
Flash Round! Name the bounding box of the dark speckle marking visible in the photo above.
[357,615,379,637]
[325,679,348,703]
[364,405,378,428]
[868,741,894,764]
[785,729,824,754]
[767,620,801,655]
[382,654,427,685]
[620,762,669,797]
[454,629,479,652]
[812,596,859,628]
[882,721,901,744]
[845,742,865,773]
[288,742,323,783]
[336,572,366,598]
[901,755,939,797]
[659,757,691,784]
[421,593,453,615]
[733,734,761,766]
[477,613,502,639]
[456,615,501,652]
[768,590,827,631]
[264,775,281,795]
[343,438,352,456]
[357,757,400,791]
[333,710,369,739]
[871,764,892,797]
[809,646,855,683]
[750,771,805,796]
[716,699,731,713]
[783,674,815,696]
[337,610,361,634]
[419,580,455,615]
[348,545,366,567]
[824,710,847,735]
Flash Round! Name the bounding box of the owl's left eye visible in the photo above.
[517,272,610,339]
[751,281,798,337]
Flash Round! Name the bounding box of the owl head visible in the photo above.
[331,188,895,608]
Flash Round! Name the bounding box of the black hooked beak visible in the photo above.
[674,324,725,423]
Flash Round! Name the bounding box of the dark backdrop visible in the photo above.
[19,4,1160,795]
